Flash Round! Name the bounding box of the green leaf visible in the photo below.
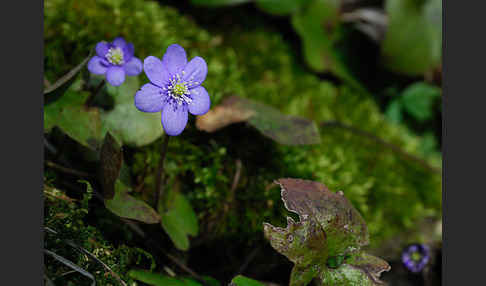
[255,0,309,15]
[400,82,441,121]
[128,270,218,286]
[160,190,199,251]
[230,275,265,286]
[381,0,442,75]
[128,270,199,286]
[196,96,321,145]
[105,180,160,224]
[290,0,366,93]
[290,0,340,73]
[101,76,164,147]
[44,53,91,105]
[190,0,251,6]
[263,178,390,286]
[44,86,103,150]
[385,99,403,124]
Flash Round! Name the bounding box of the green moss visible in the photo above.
[44,184,155,285]
[44,0,441,252]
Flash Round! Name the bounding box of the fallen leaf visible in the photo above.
[196,96,320,145]
[263,178,390,286]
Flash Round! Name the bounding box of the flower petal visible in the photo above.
[161,104,188,136]
[123,42,134,61]
[124,57,142,76]
[112,37,127,49]
[134,83,166,112]
[87,56,108,75]
[162,44,187,76]
[188,86,210,115]
[144,56,170,87]
[106,66,126,86]
[182,57,207,87]
[95,42,109,57]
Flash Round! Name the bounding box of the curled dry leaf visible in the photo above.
[263,178,390,286]
[196,96,255,132]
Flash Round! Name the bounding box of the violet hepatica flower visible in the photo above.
[402,244,430,273]
[134,44,210,136]
[88,37,142,86]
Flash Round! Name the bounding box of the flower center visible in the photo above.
[106,47,124,65]
[411,252,423,262]
[166,75,192,106]
[173,83,188,97]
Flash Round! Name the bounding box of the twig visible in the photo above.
[155,134,170,210]
[73,244,128,286]
[320,121,441,174]
[231,159,243,194]
[44,249,96,286]
[45,160,94,178]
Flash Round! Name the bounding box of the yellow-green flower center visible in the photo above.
[172,83,188,97]
[166,75,192,106]
[411,252,422,262]
[106,47,124,65]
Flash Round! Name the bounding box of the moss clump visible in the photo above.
[44,0,441,251]
[44,183,155,285]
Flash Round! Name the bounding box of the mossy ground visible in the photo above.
[44,0,441,283]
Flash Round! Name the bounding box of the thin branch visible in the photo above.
[320,121,441,174]
[45,160,94,178]
[231,159,243,194]
[73,244,128,286]
[44,249,96,286]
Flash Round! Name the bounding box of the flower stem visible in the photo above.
[155,134,170,210]
[85,79,105,106]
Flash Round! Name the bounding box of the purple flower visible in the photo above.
[87,37,142,86]
[134,44,210,136]
[402,244,430,273]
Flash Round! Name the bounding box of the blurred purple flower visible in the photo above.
[134,44,210,136]
[88,37,142,86]
[402,244,430,273]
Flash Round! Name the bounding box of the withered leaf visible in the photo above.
[100,133,160,224]
[263,178,390,286]
[100,132,123,199]
[196,96,255,132]
[196,96,320,145]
